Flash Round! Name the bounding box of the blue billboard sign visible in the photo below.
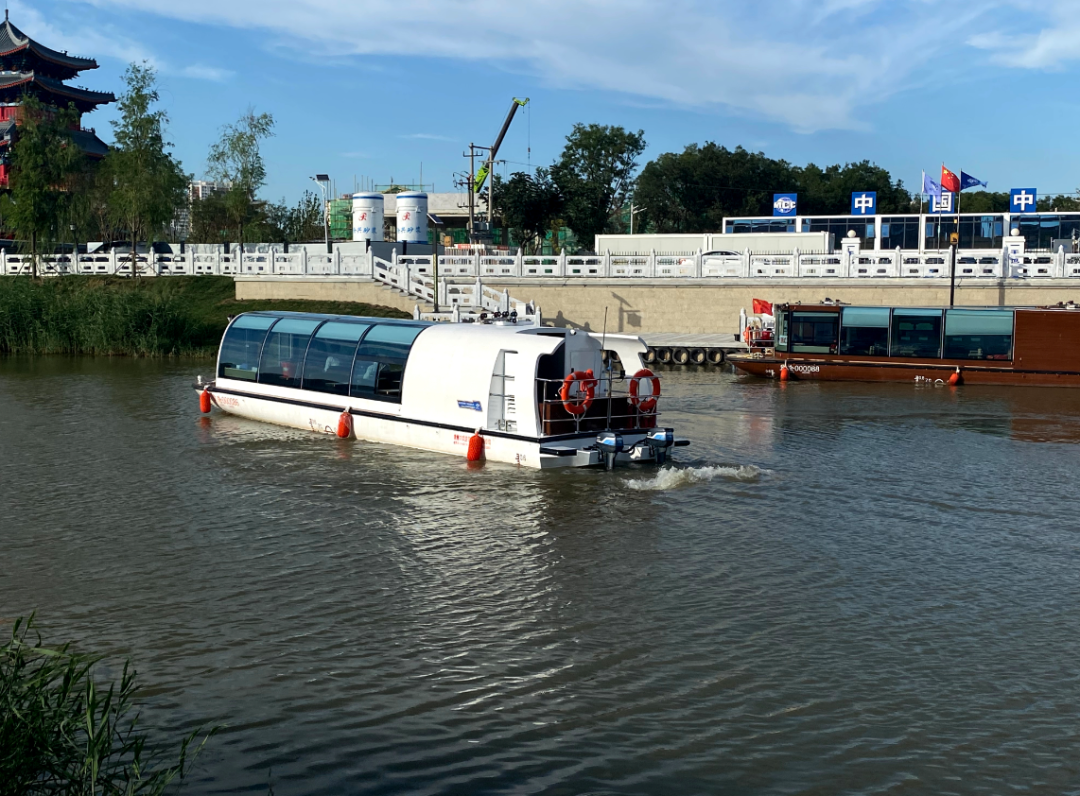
[772,193,797,217]
[930,191,954,214]
[1010,188,1037,214]
[851,191,877,215]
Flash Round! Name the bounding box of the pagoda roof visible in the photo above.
[0,118,109,157]
[0,71,115,107]
[0,15,98,72]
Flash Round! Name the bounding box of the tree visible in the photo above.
[104,62,188,277]
[550,124,645,252]
[495,168,563,253]
[634,143,799,233]
[206,108,275,250]
[7,97,83,278]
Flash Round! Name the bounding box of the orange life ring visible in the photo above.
[629,368,661,413]
[560,369,596,416]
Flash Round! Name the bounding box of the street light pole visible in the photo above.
[630,204,646,235]
[312,174,330,252]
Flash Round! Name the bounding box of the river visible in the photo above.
[4,357,1080,794]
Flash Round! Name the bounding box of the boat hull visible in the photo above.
[729,354,1080,386]
[200,384,669,469]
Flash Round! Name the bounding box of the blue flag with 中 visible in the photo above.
[1010,188,1037,213]
[960,171,987,191]
[851,191,876,215]
[922,171,941,201]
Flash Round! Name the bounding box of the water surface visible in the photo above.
[4,358,1080,794]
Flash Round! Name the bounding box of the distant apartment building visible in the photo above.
[172,180,230,239]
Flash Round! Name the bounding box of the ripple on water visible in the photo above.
[5,360,1080,794]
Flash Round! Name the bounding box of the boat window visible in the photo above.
[890,309,942,358]
[302,321,370,395]
[218,314,276,381]
[790,311,839,354]
[775,311,788,351]
[349,324,427,402]
[840,307,890,356]
[258,318,322,388]
[944,310,1013,361]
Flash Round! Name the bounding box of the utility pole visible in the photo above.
[468,145,475,244]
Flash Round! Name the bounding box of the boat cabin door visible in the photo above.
[487,350,518,433]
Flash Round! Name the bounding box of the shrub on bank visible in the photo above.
[0,615,217,795]
[0,276,409,357]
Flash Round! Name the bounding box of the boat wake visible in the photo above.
[626,464,768,491]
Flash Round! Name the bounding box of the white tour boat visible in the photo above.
[194,311,688,469]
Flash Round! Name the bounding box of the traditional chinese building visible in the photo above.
[0,10,114,186]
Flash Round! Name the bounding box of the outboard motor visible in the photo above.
[596,431,624,470]
[645,428,675,465]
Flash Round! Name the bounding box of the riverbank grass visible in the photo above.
[0,615,217,794]
[0,276,409,356]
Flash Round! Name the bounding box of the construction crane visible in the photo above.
[473,97,529,194]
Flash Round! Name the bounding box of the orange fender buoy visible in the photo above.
[467,431,485,462]
[779,364,790,382]
[199,389,212,413]
[948,368,962,386]
[337,410,353,439]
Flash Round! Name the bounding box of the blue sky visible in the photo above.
[20,0,1080,204]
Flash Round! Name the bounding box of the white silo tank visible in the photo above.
[352,192,384,242]
[395,191,428,244]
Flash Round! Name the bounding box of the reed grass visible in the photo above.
[0,276,409,357]
[0,615,218,795]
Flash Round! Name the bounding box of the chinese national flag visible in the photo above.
[752,299,773,315]
[941,166,960,194]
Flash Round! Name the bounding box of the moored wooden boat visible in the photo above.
[729,303,1080,386]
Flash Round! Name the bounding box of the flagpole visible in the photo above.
[937,163,943,251]
[956,167,962,250]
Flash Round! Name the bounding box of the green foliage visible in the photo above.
[550,124,646,251]
[7,97,84,276]
[494,168,563,254]
[633,143,914,234]
[207,109,275,246]
[103,63,188,268]
[188,191,324,245]
[0,276,410,356]
[0,615,216,795]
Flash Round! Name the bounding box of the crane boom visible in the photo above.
[473,97,529,193]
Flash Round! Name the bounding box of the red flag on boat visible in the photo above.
[752,299,773,315]
[941,165,960,194]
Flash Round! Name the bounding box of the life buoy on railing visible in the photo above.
[628,368,661,413]
[560,370,596,416]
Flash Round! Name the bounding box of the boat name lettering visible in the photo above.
[789,364,820,373]
[216,394,240,407]
[457,400,483,411]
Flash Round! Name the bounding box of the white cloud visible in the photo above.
[968,1,1080,70]
[9,0,232,82]
[46,0,1066,130]
[400,133,456,142]
[179,64,235,82]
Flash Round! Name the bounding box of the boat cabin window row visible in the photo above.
[217,314,430,402]
[776,307,1014,361]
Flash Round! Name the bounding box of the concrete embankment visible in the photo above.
[235,276,1080,335]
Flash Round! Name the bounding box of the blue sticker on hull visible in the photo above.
[457,400,482,411]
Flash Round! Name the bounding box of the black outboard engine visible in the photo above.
[645,428,675,465]
[596,431,624,470]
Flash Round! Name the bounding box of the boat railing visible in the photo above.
[534,373,662,436]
